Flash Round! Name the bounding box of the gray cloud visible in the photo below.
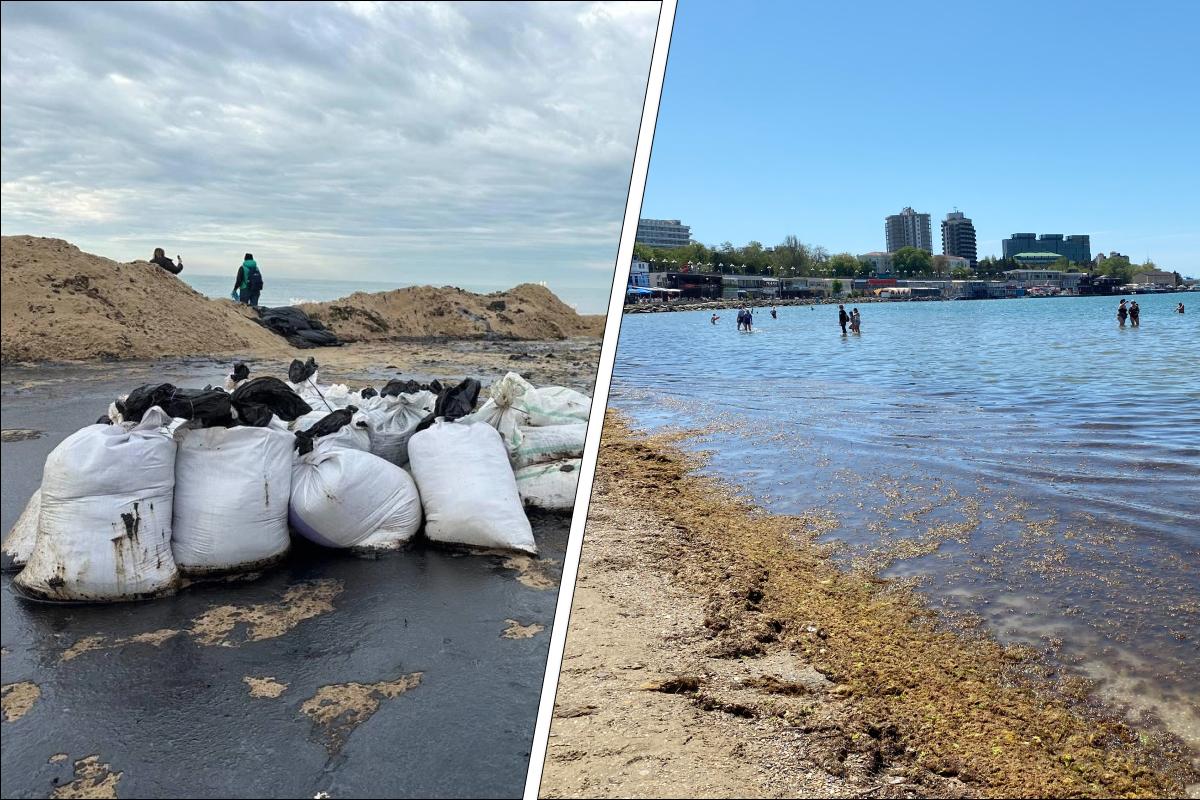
[1,1,657,301]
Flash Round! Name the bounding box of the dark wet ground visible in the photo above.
[1,361,566,799]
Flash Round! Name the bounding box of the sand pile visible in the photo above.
[1,236,289,364]
[298,283,605,343]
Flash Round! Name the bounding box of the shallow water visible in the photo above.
[609,293,1200,750]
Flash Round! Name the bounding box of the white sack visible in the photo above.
[515,459,581,511]
[521,385,591,427]
[171,426,294,573]
[15,408,180,601]
[357,391,436,466]
[408,420,536,554]
[509,423,586,469]
[464,372,591,440]
[288,372,354,414]
[290,410,371,452]
[289,426,422,551]
[2,489,41,569]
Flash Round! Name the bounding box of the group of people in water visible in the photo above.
[1115,298,1185,326]
[150,248,265,307]
[711,303,864,335]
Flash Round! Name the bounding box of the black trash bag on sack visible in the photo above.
[413,378,482,433]
[380,377,444,397]
[230,362,250,382]
[288,357,319,384]
[231,377,313,427]
[120,383,234,427]
[293,406,359,455]
[359,387,378,399]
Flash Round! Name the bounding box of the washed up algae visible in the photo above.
[596,412,1196,798]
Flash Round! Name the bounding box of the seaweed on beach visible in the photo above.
[586,411,1197,799]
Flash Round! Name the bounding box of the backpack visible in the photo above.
[245,263,264,292]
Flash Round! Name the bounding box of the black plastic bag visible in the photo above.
[230,362,250,382]
[288,357,319,384]
[294,405,359,455]
[231,377,312,427]
[413,378,481,433]
[359,387,378,399]
[121,384,234,427]
[381,378,423,397]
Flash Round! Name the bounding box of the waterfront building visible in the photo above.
[859,251,893,275]
[1002,233,1091,264]
[635,218,691,249]
[1003,268,1066,287]
[941,211,978,267]
[1132,268,1176,286]
[629,259,650,287]
[1012,252,1064,267]
[646,271,722,299]
[885,207,932,252]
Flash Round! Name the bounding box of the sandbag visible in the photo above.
[15,408,180,602]
[413,378,482,434]
[171,426,293,574]
[509,423,586,469]
[2,489,41,570]
[289,427,423,552]
[356,390,436,466]
[408,420,536,554]
[522,385,591,426]
[462,372,532,446]
[515,459,581,510]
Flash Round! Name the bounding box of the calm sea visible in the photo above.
[610,292,1200,749]
[181,273,611,315]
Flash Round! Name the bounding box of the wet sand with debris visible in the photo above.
[0,354,578,799]
[539,414,1198,799]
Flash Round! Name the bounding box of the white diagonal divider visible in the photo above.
[522,1,678,797]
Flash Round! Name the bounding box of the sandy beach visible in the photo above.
[539,414,1198,799]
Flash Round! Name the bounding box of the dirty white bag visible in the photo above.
[2,489,41,569]
[356,391,436,466]
[408,420,536,554]
[515,459,581,510]
[289,425,423,552]
[509,423,586,469]
[290,410,371,452]
[289,372,354,414]
[171,425,294,574]
[461,372,533,448]
[521,385,591,427]
[15,408,180,601]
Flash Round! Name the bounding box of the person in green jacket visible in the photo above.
[232,253,264,306]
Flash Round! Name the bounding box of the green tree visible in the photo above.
[828,252,859,277]
[951,266,973,280]
[892,247,933,277]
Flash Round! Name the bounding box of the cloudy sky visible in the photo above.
[1,1,658,307]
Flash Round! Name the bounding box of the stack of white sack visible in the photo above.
[170,424,294,574]
[14,408,181,602]
[287,369,356,415]
[407,420,537,553]
[354,390,437,466]
[463,372,590,510]
[289,411,423,553]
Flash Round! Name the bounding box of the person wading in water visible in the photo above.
[233,253,264,306]
[838,304,849,335]
[1117,299,1128,327]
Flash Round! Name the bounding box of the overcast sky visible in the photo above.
[1,1,657,299]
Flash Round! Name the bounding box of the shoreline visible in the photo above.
[540,412,1197,798]
[622,291,1190,314]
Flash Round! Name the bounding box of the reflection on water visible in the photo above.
[611,293,1200,750]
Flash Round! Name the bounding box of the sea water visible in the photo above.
[610,292,1199,749]
[181,273,610,315]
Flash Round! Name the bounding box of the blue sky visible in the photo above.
[643,0,1200,275]
[1,2,657,304]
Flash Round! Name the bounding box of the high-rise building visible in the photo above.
[885,207,932,252]
[1002,233,1091,264]
[941,211,978,268]
[635,218,692,249]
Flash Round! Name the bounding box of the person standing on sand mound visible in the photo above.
[150,248,182,275]
[232,253,264,306]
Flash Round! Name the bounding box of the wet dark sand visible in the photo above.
[0,359,570,799]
